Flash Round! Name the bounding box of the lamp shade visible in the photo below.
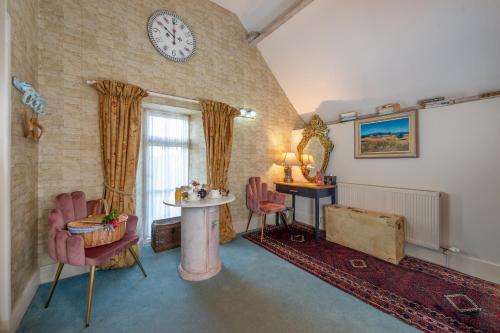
[301,154,315,166]
[277,152,300,166]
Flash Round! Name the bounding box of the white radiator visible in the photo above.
[337,182,441,250]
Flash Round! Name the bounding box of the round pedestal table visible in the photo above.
[164,194,235,281]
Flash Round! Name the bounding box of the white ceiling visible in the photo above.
[214,0,500,122]
[211,0,300,32]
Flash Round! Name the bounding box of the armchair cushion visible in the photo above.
[85,234,139,266]
[48,207,86,265]
[55,191,88,223]
[71,191,88,220]
[125,215,138,236]
[258,201,286,214]
[267,190,285,205]
[87,199,104,216]
[247,177,287,214]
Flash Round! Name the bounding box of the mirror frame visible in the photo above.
[297,115,334,182]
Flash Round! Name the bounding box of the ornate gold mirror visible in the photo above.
[297,115,334,182]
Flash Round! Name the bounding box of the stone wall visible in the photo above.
[36,0,303,267]
[8,0,39,307]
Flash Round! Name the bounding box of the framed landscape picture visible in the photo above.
[354,110,417,158]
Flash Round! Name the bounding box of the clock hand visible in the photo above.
[163,26,175,40]
[172,23,177,45]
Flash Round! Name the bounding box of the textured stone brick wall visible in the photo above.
[8,0,39,307]
[37,0,303,267]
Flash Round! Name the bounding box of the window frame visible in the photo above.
[141,108,190,240]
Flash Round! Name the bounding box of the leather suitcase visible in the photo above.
[151,217,181,253]
[324,204,405,264]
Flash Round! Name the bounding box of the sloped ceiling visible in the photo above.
[211,0,300,32]
[215,0,500,122]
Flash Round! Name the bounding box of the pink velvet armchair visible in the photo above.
[45,191,147,327]
[245,177,289,241]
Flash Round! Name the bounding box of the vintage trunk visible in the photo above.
[324,205,405,264]
[151,217,181,253]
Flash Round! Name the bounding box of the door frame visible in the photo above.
[0,0,12,329]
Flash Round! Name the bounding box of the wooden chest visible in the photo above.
[151,217,181,253]
[324,205,405,264]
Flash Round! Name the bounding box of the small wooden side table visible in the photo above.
[274,182,336,240]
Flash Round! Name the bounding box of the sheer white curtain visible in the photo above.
[143,110,189,239]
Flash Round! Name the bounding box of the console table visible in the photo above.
[274,182,336,240]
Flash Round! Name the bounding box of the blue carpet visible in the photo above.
[18,237,420,333]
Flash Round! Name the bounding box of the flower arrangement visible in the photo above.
[102,209,120,230]
[191,180,200,187]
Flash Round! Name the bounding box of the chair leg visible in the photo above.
[44,262,64,308]
[245,210,253,232]
[129,247,147,277]
[85,266,96,327]
[260,214,267,242]
[279,212,290,232]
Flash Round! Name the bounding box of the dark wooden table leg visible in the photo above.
[314,194,320,240]
[331,188,336,204]
[275,212,279,226]
[292,194,296,222]
[279,212,290,231]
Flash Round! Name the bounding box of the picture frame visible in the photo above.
[354,110,417,158]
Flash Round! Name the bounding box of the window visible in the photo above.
[143,110,189,239]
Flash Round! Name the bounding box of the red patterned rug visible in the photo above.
[243,223,500,333]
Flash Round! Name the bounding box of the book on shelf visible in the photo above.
[423,100,452,108]
[417,96,446,106]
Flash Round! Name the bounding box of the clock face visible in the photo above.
[147,10,196,62]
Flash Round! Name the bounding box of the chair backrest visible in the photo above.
[55,191,89,223]
[246,177,268,212]
[47,191,89,263]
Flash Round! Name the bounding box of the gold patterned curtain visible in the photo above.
[200,99,240,243]
[93,80,148,268]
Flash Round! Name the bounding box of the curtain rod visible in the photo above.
[85,80,200,104]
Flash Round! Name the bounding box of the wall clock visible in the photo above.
[147,10,196,62]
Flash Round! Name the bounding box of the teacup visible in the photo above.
[209,189,221,198]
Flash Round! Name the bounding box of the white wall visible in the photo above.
[291,98,500,269]
[0,0,12,329]
[259,0,500,122]
[211,0,298,32]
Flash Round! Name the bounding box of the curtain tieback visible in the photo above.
[104,183,135,196]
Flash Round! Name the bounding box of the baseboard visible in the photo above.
[8,271,39,333]
[39,264,89,285]
[405,244,500,284]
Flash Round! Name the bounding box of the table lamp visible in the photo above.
[301,154,315,170]
[277,152,300,183]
